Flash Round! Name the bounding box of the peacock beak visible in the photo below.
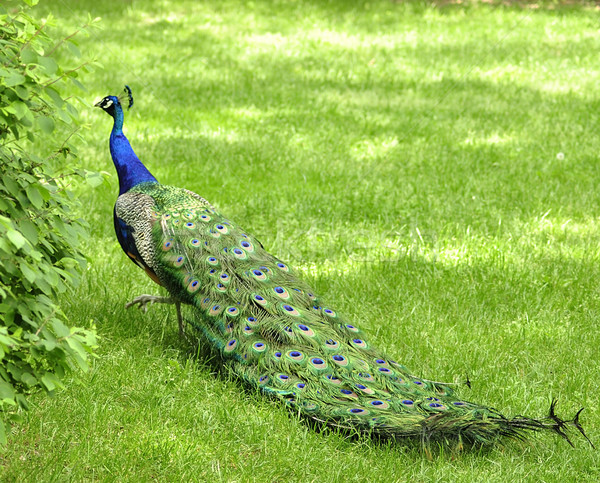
[94,100,103,108]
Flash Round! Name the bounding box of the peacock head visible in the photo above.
[95,85,134,117]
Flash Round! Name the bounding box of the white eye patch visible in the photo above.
[103,99,114,108]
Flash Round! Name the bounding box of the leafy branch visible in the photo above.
[0,0,98,444]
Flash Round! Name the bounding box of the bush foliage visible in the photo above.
[0,0,99,442]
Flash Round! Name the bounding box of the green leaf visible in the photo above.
[66,337,89,371]
[17,219,38,244]
[0,333,16,347]
[4,72,26,87]
[70,77,86,91]
[34,276,52,295]
[37,56,58,75]
[2,177,21,198]
[51,319,70,338]
[26,184,44,209]
[56,108,72,124]
[14,85,29,100]
[21,47,37,64]
[19,261,37,284]
[41,339,56,351]
[37,115,55,134]
[44,86,64,108]
[44,267,59,287]
[8,413,23,424]
[21,372,37,387]
[9,101,28,120]
[66,42,81,58]
[85,171,103,188]
[0,381,15,402]
[7,229,27,250]
[41,373,58,391]
[58,257,78,269]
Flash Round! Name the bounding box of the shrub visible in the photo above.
[0,0,100,443]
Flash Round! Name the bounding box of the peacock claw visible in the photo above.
[125,294,175,313]
[125,295,185,337]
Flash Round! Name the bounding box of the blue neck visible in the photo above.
[109,106,158,195]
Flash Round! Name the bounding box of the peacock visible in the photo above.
[95,86,590,448]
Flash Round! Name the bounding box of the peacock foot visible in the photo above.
[125,294,175,313]
[125,295,185,338]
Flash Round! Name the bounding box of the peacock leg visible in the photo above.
[175,301,184,337]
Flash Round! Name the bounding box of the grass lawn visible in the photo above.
[2,0,600,480]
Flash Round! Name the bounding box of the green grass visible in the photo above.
[3,0,600,480]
